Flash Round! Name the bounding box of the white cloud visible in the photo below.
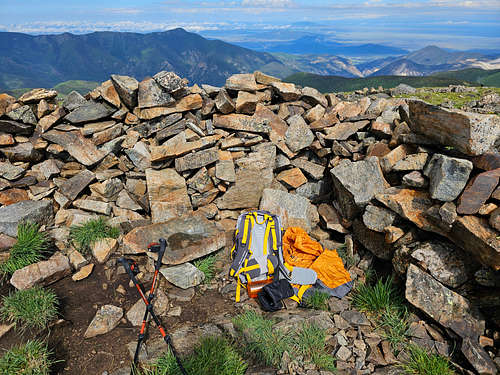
[104,8,144,15]
[241,0,294,6]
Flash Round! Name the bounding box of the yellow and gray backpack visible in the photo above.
[229,210,317,302]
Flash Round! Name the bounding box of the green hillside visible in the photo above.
[53,80,99,96]
[432,68,500,85]
[284,72,470,93]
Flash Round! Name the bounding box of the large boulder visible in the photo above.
[408,100,500,156]
[406,264,484,339]
[0,200,53,237]
[331,157,388,220]
[122,213,225,265]
[110,74,139,109]
[146,168,192,224]
[423,154,473,202]
[260,188,319,232]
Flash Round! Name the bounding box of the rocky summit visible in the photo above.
[0,71,500,375]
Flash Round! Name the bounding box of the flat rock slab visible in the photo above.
[19,88,57,103]
[376,187,447,236]
[406,264,484,339]
[213,113,270,133]
[10,252,71,290]
[0,199,53,237]
[408,100,500,156]
[122,213,225,265]
[65,101,114,124]
[410,241,468,288]
[0,119,33,135]
[134,94,202,120]
[174,147,219,172]
[331,156,388,220]
[260,188,319,232]
[285,114,314,153]
[160,263,205,289]
[473,152,500,171]
[59,169,95,201]
[324,120,369,141]
[145,168,192,223]
[451,215,500,271]
[43,130,105,166]
[126,290,168,326]
[84,304,123,339]
[461,337,497,375]
[457,169,500,215]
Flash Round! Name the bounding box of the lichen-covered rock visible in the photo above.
[331,157,388,220]
[0,199,53,237]
[84,304,123,338]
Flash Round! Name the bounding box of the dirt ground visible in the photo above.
[0,263,236,375]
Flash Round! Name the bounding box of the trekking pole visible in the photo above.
[119,239,187,375]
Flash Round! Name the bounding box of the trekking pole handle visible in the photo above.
[118,257,139,284]
[156,238,167,269]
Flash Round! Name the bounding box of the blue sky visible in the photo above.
[1,0,499,50]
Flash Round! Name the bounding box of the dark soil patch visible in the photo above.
[0,263,236,375]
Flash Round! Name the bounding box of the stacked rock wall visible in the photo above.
[0,72,499,373]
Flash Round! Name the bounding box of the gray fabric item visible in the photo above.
[290,267,317,285]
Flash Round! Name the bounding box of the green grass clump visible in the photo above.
[296,323,336,371]
[0,222,48,276]
[303,290,331,311]
[70,217,119,254]
[0,340,55,375]
[0,286,58,331]
[379,306,410,351]
[141,336,247,375]
[193,253,218,284]
[401,345,455,375]
[233,311,335,371]
[233,310,292,367]
[352,276,401,314]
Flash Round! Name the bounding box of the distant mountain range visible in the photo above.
[234,35,409,57]
[0,28,283,90]
[1,29,500,93]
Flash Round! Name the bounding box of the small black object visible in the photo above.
[257,279,294,312]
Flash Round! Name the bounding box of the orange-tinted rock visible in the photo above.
[0,188,29,206]
[97,80,122,108]
[473,152,500,171]
[451,215,500,270]
[457,169,500,215]
[0,94,15,117]
[135,94,203,120]
[0,133,14,146]
[254,104,295,158]
[376,187,447,237]
[276,168,307,189]
[150,135,221,162]
[146,168,192,224]
[366,142,391,158]
[38,107,66,132]
[317,203,348,234]
[309,109,339,130]
[371,121,392,138]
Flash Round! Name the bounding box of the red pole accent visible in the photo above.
[159,327,166,337]
[140,321,147,334]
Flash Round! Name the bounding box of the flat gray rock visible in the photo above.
[0,119,33,135]
[6,105,37,125]
[65,101,114,124]
[0,200,53,237]
[424,154,473,202]
[43,130,106,166]
[160,263,205,289]
[285,114,314,153]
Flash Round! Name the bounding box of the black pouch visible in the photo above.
[257,279,294,312]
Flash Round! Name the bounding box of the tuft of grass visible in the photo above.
[296,323,336,371]
[233,310,292,367]
[193,253,218,284]
[0,222,48,276]
[140,336,247,375]
[352,276,401,314]
[70,217,119,254]
[0,286,58,331]
[0,340,55,375]
[401,345,455,375]
[379,306,410,352]
[303,290,331,311]
[233,311,335,371]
